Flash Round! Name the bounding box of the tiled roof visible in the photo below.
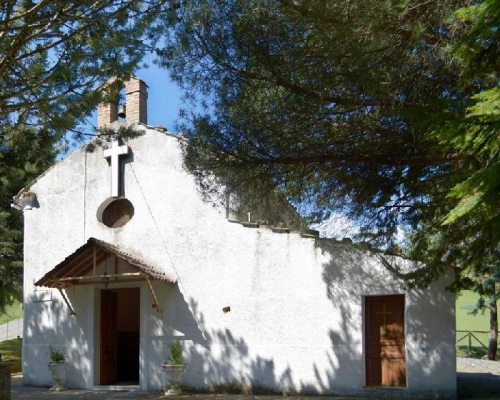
[35,237,175,289]
[227,218,320,238]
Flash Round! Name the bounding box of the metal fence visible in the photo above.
[0,318,23,342]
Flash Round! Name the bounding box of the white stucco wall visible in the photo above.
[21,123,456,398]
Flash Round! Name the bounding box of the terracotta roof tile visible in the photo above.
[35,237,175,289]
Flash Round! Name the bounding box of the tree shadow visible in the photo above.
[22,240,457,399]
[457,372,500,399]
[167,240,457,398]
[319,240,456,397]
[23,289,91,388]
[181,298,292,394]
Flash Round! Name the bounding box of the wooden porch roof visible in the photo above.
[35,237,175,289]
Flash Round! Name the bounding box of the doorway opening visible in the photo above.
[100,287,140,385]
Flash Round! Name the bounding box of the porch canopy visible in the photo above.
[36,237,175,289]
[34,237,175,314]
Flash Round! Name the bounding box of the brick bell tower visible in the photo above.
[97,77,148,128]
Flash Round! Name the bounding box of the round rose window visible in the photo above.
[97,198,134,228]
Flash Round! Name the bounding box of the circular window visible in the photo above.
[97,198,134,228]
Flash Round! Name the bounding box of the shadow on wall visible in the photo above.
[372,251,456,380]
[320,241,455,395]
[23,241,455,399]
[24,291,91,388]
[171,241,455,398]
[181,299,295,394]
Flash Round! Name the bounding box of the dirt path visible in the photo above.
[0,318,22,341]
[8,358,499,399]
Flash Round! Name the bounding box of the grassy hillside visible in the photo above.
[0,302,23,325]
[456,290,496,358]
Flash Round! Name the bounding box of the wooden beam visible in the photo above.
[58,288,76,316]
[59,278,147,287]
[145,275,162,313]
[50,272,142,283]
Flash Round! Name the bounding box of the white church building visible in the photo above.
[17,77,457,398]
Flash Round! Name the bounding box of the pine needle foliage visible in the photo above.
[156,3,500,357]
[156,0,470,247]
[0,0,173,310]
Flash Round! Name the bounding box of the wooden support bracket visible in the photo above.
[58,288,76,316]
[145,275,162,313]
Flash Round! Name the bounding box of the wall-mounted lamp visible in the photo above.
[18,191,37,210]
[102,258,110,288]
[102,271,109,288]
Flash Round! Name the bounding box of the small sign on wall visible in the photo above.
[32,290,52,302]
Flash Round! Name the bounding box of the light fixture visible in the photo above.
[102,271,109,288]
[102,258,109,288]
[18,191,37,210]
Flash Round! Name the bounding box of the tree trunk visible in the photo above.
[487,294,498,361]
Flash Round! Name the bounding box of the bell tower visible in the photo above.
[97,77,148,128]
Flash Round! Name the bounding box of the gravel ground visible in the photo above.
[8,359,499,400]
[457,357,500,375]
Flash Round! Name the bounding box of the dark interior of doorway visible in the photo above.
[109,287,140,384]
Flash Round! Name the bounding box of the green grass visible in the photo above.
[456,345,488,359]
[0,338,22,373]
[456,291,491,331]
[0,302,23,325]
[456,290,497,358]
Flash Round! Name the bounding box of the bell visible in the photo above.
[117,103,126,119]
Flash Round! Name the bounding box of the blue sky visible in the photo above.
[133,64,184,133]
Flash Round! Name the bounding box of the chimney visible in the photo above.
[97,77,148,128]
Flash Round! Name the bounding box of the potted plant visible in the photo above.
[48,345,66,391]
[161,340,186,395]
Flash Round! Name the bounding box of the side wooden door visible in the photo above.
[100,290,117,384]
[365,295,406,387]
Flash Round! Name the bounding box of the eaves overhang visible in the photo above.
[35,237,176,290]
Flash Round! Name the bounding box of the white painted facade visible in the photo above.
[21,122,457,398]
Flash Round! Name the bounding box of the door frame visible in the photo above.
[94,285,142,386]
[364,294,407,387]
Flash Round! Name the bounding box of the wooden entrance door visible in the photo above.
[365,295,406,387]
[100,290,117,384]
